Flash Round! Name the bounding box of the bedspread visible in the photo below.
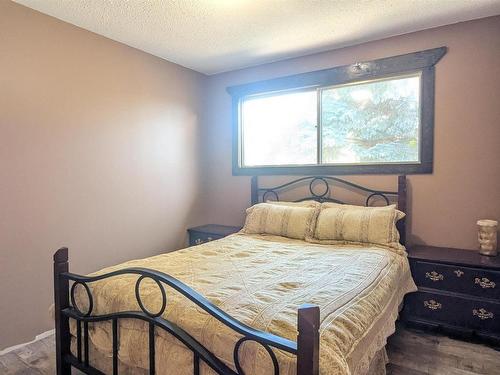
[72,233,416,374]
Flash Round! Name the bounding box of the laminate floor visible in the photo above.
[386,326,499,375]
[1,325,498,374]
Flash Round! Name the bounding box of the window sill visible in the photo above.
[232,162,432,176]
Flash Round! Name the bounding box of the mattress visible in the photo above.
[71,233,416,374]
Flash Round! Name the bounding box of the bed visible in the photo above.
[53,175,416,375]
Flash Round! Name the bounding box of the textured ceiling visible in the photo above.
[13,0,500,75]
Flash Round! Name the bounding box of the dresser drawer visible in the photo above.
[188,231,223,246]
[411,260,499,299]
[405,291,500,334]
[405,291,465,327]
[188,225,241,247]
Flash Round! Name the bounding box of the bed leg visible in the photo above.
[54,247,71,374]
[397,175,407,245]
[297,304,320,375]
[250,176,258,205]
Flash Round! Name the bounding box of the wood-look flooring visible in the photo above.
[1,325,498,374]
[386,325,499,375]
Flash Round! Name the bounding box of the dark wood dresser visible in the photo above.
[187,224,242,246]
[402,245,500,347]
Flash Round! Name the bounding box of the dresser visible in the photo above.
[402,245,500,347]
[187,224,242,246]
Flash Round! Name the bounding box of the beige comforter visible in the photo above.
[73,233,416,374]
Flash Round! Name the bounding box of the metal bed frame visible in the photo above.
[53,175,407,375]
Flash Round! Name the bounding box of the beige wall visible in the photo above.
[200,16,500,249]
[0,2,206,349]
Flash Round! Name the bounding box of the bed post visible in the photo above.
[397,175,407,245]
[251,176,258,205]
[54,247,71,374]
[297,304,320,375]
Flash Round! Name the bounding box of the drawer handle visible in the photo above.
[454,270,464,277]
[425,271,444,282]
[473,308,494,320]
[424,300,442,310]
[474,277,496,289]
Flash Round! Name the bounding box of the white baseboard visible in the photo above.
[35,329,55,341]
[0,329,55,356]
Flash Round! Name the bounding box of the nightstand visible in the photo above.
[402,245,500,347]
[187,224,242,246]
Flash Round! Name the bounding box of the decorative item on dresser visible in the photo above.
[477,219,498,256]
[187,224,242,246]
[402,245,500,348]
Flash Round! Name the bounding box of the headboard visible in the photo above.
[250,175,407,245]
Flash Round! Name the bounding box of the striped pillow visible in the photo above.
[242,202,319,240]
[308,203,405,249]
[265,200,319,207]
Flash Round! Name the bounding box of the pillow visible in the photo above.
[242,202,319,240]
[307,203,405,249]
[265,200,319,207]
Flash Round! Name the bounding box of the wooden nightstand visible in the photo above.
[187,224,242,246]
[402,245,500,347]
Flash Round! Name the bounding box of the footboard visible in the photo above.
[53,248,320,375]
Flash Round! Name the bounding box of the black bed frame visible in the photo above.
[53,175,407,375]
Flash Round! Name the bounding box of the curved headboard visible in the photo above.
[250,175,407,245]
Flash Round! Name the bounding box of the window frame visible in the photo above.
[227,47,447,176]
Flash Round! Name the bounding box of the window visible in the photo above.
[320,74,420,164]
[242,90,317,166]
[228,47,446,175]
